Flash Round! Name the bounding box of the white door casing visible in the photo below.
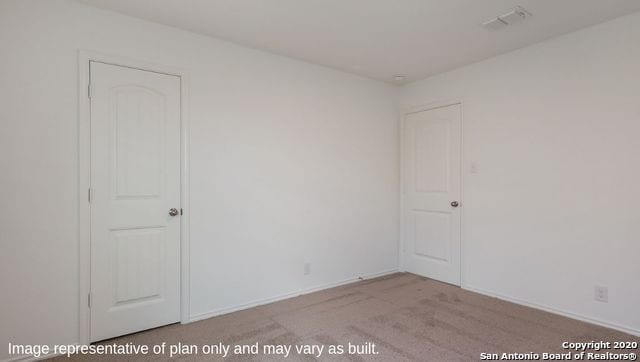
[89,61,182,342]
[402,103,462,285]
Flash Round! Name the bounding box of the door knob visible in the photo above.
[168,208,179,216]
[450,201,459,207]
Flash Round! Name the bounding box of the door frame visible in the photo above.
[399,99,465,286]
[77,50,191,344]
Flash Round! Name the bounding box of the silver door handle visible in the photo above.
[450,201,459,207]
[169,208,179,216]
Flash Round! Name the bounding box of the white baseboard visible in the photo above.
[6,272,634,362]
[2,355,29,362]
[1,270,399,362]
[2,342,82,362]
[1,352,65,362]
[462,284,640,337]
[188,268,400,323]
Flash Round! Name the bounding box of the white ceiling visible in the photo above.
[79,0,640,84]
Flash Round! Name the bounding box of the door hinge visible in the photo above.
[88,293,92,308]
[180,208,183,215]
[88,188,92,203]
[87,83,92,99]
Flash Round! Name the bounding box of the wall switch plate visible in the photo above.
[594,286,608,303]
[304,262,311,275]
[470,162,479,174]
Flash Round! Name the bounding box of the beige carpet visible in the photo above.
[52,273,638,361]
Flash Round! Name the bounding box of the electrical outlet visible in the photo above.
[594,286,608,303]
[304,262,311,275]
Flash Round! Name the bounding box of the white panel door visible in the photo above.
[402,104,461,285]
[90,61,181,342]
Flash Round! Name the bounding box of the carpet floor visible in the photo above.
[51,272,638,361]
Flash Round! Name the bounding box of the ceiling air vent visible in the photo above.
[482,6,532,30]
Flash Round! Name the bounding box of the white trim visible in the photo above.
[462,284,640,337]
[404,98,464,116]
[2,354,32,362]
[77,50,191,345]
[179,72,191,325]
[399,99,464,286]
[77,50,91,347]
[3,270,398,362]
[396,110,404,272]
[2,350,72,362]
[2,342,80,362]
[458,101,466,287]
[189,269,399,323]
[398,111,407,273]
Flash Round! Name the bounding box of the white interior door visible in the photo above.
[90,61,181,342]
[402,104,461,285]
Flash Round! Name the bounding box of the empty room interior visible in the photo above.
[2,0,640,361]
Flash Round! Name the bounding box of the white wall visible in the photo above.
[0,0,399,359]
[3,1,639,359]
[401,11,640,335]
